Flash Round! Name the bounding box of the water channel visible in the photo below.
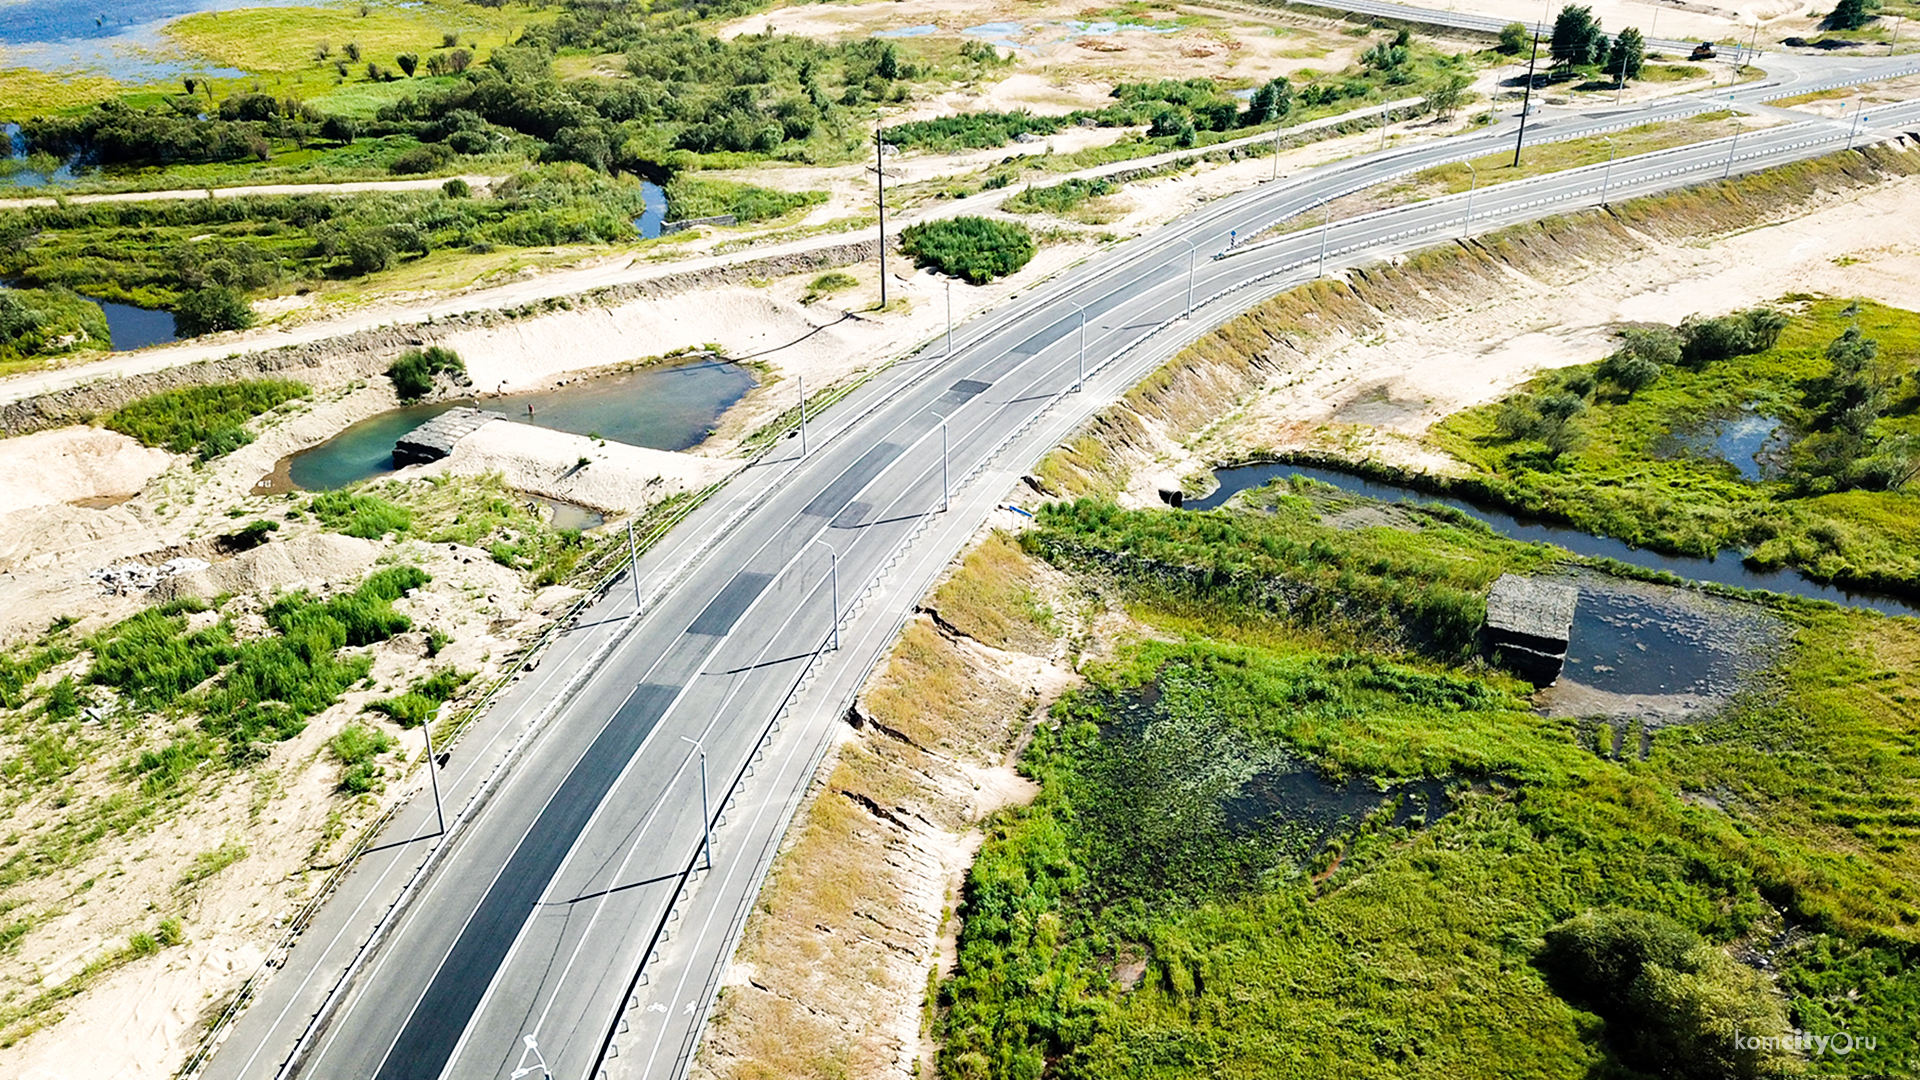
[1189,461,1920,617]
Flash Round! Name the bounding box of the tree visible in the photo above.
[1550,5,1607,67]
[320,115,358,144]
[1830,0,1873,30]
[1423,72,1472,118]
[1498,21,1531,54]
[1244,77,1294,125]
[1598,326,1677,398]
[343,229,394,275]
[397,53,418,77]
[1608,26,1647,83]
[344,41,361,62]
[173,286,255,337]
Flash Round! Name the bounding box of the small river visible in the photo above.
[280,359,754,491]
[1191,461,1920,617]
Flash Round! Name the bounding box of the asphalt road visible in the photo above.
[198,55,1920,1080]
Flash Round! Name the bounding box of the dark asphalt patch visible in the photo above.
[373,682,679,1080]
[686,573,773,637]
[800,442,901,519]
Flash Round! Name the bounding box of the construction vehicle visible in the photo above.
[1690,41,1717,60]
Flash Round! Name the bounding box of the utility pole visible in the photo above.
[874,126,888,308]
[1514,31,1542,168]
[1746,21,1759,70]
[680,738,712,873]
[1378,107,1389,152]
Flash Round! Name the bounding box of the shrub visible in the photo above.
[308,491,412,538]
[365,668,472,727]
[1498,21,1531,53]
[331,722,395,765]
[105,379,308,460]
[386,344,465,401]
[899,217,1036,285]
[173,286,256,337]
[1004,179,1114,215]
[0,287,110,361]
[441,177,470,198]
[662,176,827,224]
[1677,307,1789,367]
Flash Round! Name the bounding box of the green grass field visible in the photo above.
[935,490,1920,1080]
[1425,298,1920,592]
[164,0,529,75]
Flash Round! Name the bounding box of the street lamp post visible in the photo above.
[1724,124,1740,179]
[1270,126,1282,181]
[1074,302,1087,392]
[1316,201,1333,277]
[945,278,953,356]
[1601,134,1616,205]
[680,737,712,873]
[941,419,949,511]
[1177,237,1198,318]
[1462,160,1477,237]
[626,518,641,607]
[1848,95,1866,150]
[422,721,445,837]
[811,538,839,651]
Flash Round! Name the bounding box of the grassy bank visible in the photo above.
[1423,297,1920,593]
[933,493,1920,1079]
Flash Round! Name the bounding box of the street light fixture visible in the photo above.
[675,734,706,868]
[510,1034,552,1080]
[810,537,840,651]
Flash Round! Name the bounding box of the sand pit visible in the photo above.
[406,420,736,511]
[0,427,174,516]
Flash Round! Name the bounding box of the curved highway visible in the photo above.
[197,53,1920,1080]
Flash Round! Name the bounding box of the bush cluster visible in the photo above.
[0,287,110,363]
[387,344,465,401]
[104,378,309,461]
[899,217,1036,285]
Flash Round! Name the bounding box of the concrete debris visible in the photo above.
[89,557,212,594]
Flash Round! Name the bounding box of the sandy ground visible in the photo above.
[1141,170,1920,498]
[0,427,174,516]
[406,419,735,510]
